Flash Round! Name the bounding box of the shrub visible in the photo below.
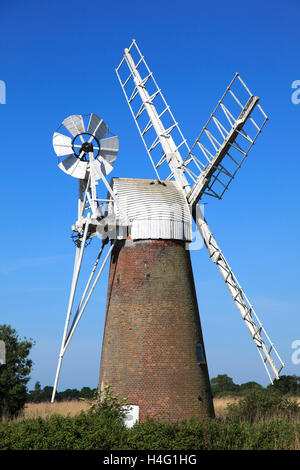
[0,387,299,450]
[0,412,299,450]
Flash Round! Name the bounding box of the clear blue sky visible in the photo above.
[0,0,299,391]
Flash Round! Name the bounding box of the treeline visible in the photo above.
[27,374,300,403]
[210,374,300,397]
[27,382,97,403]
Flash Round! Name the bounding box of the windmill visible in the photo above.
[51,41,284,422]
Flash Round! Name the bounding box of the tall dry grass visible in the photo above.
[213,396,240,417]
[20,397,238,420]
[19,400,91,420]
[5,396,300,421]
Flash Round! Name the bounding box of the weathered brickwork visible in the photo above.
[99,239,215,421]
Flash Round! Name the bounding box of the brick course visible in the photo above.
[99,239,215,421]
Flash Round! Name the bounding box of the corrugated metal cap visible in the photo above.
[108,178,192,241]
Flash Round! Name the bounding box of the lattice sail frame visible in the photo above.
[186,74,268,203]
[196,209,284,383]
[116,40,192,184]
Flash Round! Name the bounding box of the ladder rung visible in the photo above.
[155,155,166,169]
[226,152,240,166]
[235,129,254,144]
[253,325,262,340]
[162,122,177,137]
[204,129,222,151]
[135,103,146,120]
[214,165,234,179]
[149,135,160,152]
[135,55,144,70]
[212,116,230,139]
[227,140,247,156]
[146,89,161,104]
[158,106,170,119]
[242,307,252,320]
[142,119,153,136]
[122,71,133,88]
[128,86,139,103]
[140,72,153,87]
[197,142,214,162]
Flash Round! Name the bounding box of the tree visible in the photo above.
[80,386,96,399]
[210,374,240,396]
[0,324,34,419]
[27,381,43,403]
[57,388,80,401]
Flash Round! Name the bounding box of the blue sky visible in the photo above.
[0,0,299,391]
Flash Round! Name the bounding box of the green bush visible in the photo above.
[226,389,299,423]
[0,325,34,419]
[0,411,128,450]
[0,413,299,450]
[0,388,128,450]
[0,387,299,450]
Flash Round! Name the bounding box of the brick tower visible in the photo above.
[98,178,215,422]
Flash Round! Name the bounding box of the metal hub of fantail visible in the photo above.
[72,133,100,160]
[53,113,118,179]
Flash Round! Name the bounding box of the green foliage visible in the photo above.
[0,411,127,450]
[0,385,129,450]
[1,383,300,450]
[0,325,34,420]
[226,389,299,423]
[80,386,95,400]
[210,374,300,397]
[239,381,263,394]
[0,412,299,450]
[27,383,97,402]
[27,374,300,405]
[2,374,297,449]
[268,375,300,396]
[87,385,128,420]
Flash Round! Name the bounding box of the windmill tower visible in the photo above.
[51,41,284,423]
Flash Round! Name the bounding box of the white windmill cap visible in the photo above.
[107,178,192,242]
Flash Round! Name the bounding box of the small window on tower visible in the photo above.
[196,343,206,364]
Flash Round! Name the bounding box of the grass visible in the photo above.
[21,400,90,420]
[7,396,300,422]
[213,397,240,417]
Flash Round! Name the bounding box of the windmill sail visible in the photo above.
[186,74,268,204]
[195,207,284,381]
[116,40,192,190]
